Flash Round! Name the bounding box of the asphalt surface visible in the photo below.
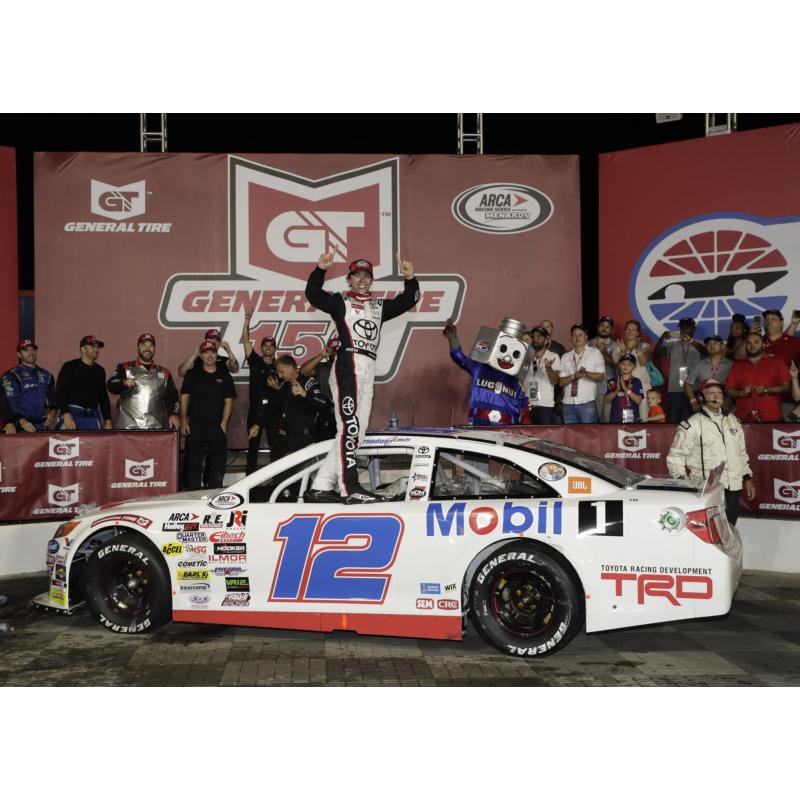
[1,570,799,686]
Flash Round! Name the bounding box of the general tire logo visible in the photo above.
[774,479,800,504]
[451,183,554,234]
[49,437,79,461]
[159,156,465,383]
[91,180,146,220]
[341,396,356,416]
[353,319,378,341]
[631,213,800,342]
[125,459,154,481]
[617,429,647,452]
[48,483,79,507]
[773,430,800,454]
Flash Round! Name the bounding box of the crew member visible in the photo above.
[56,335,112,430]
[1,339,58,433]
[107,333,179,429]
[305,251,419,504]
[666,379,755,525]
[180,341,236,489]
[177,328,240,377]
[1,385,15,433]
[300,337,339,441]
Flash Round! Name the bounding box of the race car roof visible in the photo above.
[369,427,537,448]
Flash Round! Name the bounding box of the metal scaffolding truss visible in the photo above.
[140,113,168,152]
[457,113,483,154]
[705,113,737,137]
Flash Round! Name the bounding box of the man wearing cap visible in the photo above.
[725,331,790,422]
[240,308,279,474]
[107,334,180,430]
[2,339,58,433]
[526,326,561,425]
[667,379,756,526]
[538,320,566,358]
[300,338,339,442]
[655,317,708,424]
[56,336,112,430]
[758,309,800,419]
[180,340,237,489]
[589,315,617,422]
[177,328,240,378]
[305,251,419,504]
[558,324,605,423]
[684,335,734,414]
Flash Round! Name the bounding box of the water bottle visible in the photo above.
[388,411,399,430]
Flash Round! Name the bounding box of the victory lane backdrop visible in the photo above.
[34,153,581,447]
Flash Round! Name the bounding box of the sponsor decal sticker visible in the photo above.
[538,462,567,482]
[221,593,251,607]
[177,569,210,581]
[409,486,427,500]
[208,493,244,510]
[92,514,153,529]
[225,577,250,592]
[427,501,563,537]
[179,582,211,593]
[47,540,60,555]
[161,543,183,556]
[437,599,459,611]
[210,531,245,543]
[600,566,714,606]
[163,522,200,532]
[214,543,247,555]
[420,582,441,595]
[176,531,207,542]
[568,477,592,494]
[416,597,434,610]
[49,587,68,607]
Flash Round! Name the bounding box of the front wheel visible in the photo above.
[469,543,583,657]
[83,534,171,634]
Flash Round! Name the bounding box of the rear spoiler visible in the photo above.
[699,461,725,497]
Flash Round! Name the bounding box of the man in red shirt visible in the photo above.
[760,309,800,418]
[725,331,790,422]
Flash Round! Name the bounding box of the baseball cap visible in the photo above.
[570,323,588,334]
[16,338,37,351]
[348,259,373,276]
[138,333,155,344]
[204,328,222,341]
[530,326,550,338]
[200,341,218,353]
[80,335,104,348]
[598,315,615,327]
[678,316,696,327]
[260,335,277,347]
[763,308,784,320]
[618,353,637,365]
[327,337,341,350]
[704,334,724,345]
[700,378,724,392]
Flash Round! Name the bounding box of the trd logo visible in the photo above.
[125,459,154,481]
[266,210,365,263]
[774,479,800,503]
[48,483,80,507]
[773,430,800,454]
[600,572,713,606]
[49,437,79,460]
[617,429,647,452]
[90,180,146,221]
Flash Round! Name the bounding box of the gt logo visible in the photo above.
[773,430,800,453]
[49,437,79,460]
[774,479,800,503]
[600,572,713,606]
[341,396,355,416]
[270,513,404,603]
[90,180,146,221]
[266,210,365,262]
[617,429,647,452]
[48,483,79,507]
[125,459,154,481]
[353,319,378,341]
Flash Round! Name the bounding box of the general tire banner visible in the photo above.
[0,145,18,370]
[0,431,179,522]
[34,153,580,447]
[504,423,800,518]
[599,123,800,344]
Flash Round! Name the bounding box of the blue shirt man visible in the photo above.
[2,339,58,433]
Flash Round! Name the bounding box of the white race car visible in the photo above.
[34,429,742,658]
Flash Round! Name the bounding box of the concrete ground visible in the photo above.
[1,570,799,686]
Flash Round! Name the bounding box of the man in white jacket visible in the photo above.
[666,379,756,526]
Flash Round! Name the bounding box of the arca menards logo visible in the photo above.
[158,157,465,383]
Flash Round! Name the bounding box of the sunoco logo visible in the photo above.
[631,214,800,342]
[451,183,554,234]
[158,156,464,383]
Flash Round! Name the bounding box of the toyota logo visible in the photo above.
[353,319,378,341]
[342,396,356,416]
[418,445,430,454]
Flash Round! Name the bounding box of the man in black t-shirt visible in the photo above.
[56,335,113,430]
[180,341,237,489]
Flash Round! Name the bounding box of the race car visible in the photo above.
[34,429,743,658]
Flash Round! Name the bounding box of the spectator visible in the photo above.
[559,323,605,423]
[612,320,653,415]
[605,353,644,424]
[526,326,561,425]
[666,379,755,525]
[56,335,112,430]
[654,316,707,423]
[788,361,800,421]
[240,309,279,474]
[725,331,790,422]
[269,355,331,459]
[180,341,236,489]
[759,309,800,419]
[589,315,617,422]
[725,314,749,361]
[300,337,339,441]
[684,334,733,415]
[538,319,566,357]
[1,386,15,433]
[177,328,240,378]
[644,388,666,422]
[107,333,179,430]
[2,338,57,433]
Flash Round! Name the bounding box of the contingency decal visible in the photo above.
[426,501,562,537]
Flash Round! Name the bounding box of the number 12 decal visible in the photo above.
[269,513,404,603]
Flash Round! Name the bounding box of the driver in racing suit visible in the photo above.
[305,251,419,504]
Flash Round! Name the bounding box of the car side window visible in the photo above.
[248,455,325,503]
[430,449,559,500]
[357,449,414,500]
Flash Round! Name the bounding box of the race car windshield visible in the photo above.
[518,441,644,489]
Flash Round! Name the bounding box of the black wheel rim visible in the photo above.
[490,568,557,637]
[99,554,152,621]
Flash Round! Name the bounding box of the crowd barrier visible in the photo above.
[0,431,179,522]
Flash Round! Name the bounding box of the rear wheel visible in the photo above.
[83,534,171,634]
[469,543,583,657]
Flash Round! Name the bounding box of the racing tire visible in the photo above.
[82,534,171,634]
[469,542,583,658]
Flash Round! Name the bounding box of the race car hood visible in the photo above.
[635,476,697,492]
[74,488,213,518]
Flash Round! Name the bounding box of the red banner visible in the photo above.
[34,153,581,446]
[0,431,179,522]
[0,145,18,369]
[505,423,800,518]
[599,124,800,344]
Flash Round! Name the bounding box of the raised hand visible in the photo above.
[318,250,335,271]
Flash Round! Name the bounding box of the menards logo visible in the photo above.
[158,156,465,383]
